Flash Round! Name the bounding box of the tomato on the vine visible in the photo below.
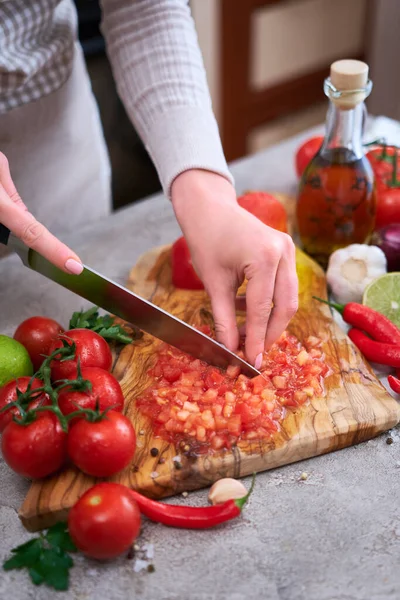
[375,187,400,229]
[14,316,64,370]
[67,411,136,477]
[58,367,124,422]
[237,191,288,233]
[0,377,48,433]
[366,145,400,229]
[171,236,204,290]
[1,412,67,479]
[366,146,399,182]
[68,483,141,560]
[48,329,112,381]
[295,136,324,178]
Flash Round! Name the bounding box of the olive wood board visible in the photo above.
[19,200,400,532]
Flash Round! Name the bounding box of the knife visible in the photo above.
[0,225,259,377]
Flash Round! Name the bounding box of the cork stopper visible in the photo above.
[328,59,370,109]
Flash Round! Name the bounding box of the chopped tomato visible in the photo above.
[136,327,329,452]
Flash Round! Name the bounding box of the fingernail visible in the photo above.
[65,258,83,275]
[255,353,263,370]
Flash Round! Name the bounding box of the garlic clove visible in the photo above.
[208,477,248,505]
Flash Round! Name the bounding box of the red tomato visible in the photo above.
[375,187,400,229]
[68,483,141,560]
[58,367,124,422]
[295,136,324,178]
[365,146,400,228]
[48,329,112,381]
[366,146,399,183]
[237,191,288,233]
[1,412,67,478]
[67,411,136,477]
[14,316,64,371]
[171,236,204,290]
[0,377,48,433]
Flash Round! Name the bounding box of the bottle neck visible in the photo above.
[321,101,365,160]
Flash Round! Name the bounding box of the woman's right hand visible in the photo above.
[0,153,83,274]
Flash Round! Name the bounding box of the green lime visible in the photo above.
[0,335,33,388]
[362,273,400,328]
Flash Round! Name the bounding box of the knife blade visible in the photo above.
[0,225,259,377]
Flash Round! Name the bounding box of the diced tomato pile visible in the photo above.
[136,328,330,453]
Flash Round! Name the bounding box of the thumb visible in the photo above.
[207,277,239,352]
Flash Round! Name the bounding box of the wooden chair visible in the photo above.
[220,0,367,161]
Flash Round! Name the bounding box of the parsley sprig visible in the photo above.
[3,523,76,591]
[69,306,136,344]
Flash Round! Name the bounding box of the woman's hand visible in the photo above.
[171,169,298,368]
[0,153,83,274]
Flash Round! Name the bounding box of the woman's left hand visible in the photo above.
[171,169,298,367]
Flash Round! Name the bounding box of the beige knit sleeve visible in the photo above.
[100,0,234,197]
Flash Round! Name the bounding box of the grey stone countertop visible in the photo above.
[1,122,400,600]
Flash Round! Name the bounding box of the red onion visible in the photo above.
[371,224,400,271]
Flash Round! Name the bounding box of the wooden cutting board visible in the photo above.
[19,196,400,532]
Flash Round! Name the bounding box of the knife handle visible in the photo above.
[0,224,10,246]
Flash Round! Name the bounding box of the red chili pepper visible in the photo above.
[348,329,400,367]
[314,297,400,345]
[388,375,400,394]
[129,475,255,529]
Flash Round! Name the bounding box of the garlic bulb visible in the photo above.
[326,244,387,304]
[208,478,247,505]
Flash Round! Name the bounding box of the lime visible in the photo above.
[0,335,33,388]
[362,273,400,328]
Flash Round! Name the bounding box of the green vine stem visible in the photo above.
[390,147,400,187]
[4,340,95,433]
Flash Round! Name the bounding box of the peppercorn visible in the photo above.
[150,448,159,457]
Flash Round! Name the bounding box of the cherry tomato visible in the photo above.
[58,367,124,423]
[68,482,141,559]
[67,411,136,477]
[48,329,112,381]
[237,191,288,233]
[295,136,324,178]
[14,316,64,371]
[0,377,49,433]
[171,236,204,290]
[1,412,67,478]
[375,187,400,229]
[366,146,399,183]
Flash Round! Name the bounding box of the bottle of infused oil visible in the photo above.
[296,59,376,268]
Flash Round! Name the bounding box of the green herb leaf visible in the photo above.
[43,566,70,592]
[95,326,133,345]
[69,305,99,329]
[69,306,136,345]
[45,522,77,553]
[3,523,76,592]
[29,566,45,585]
[3,539,42,570]
[38,546,73,571]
